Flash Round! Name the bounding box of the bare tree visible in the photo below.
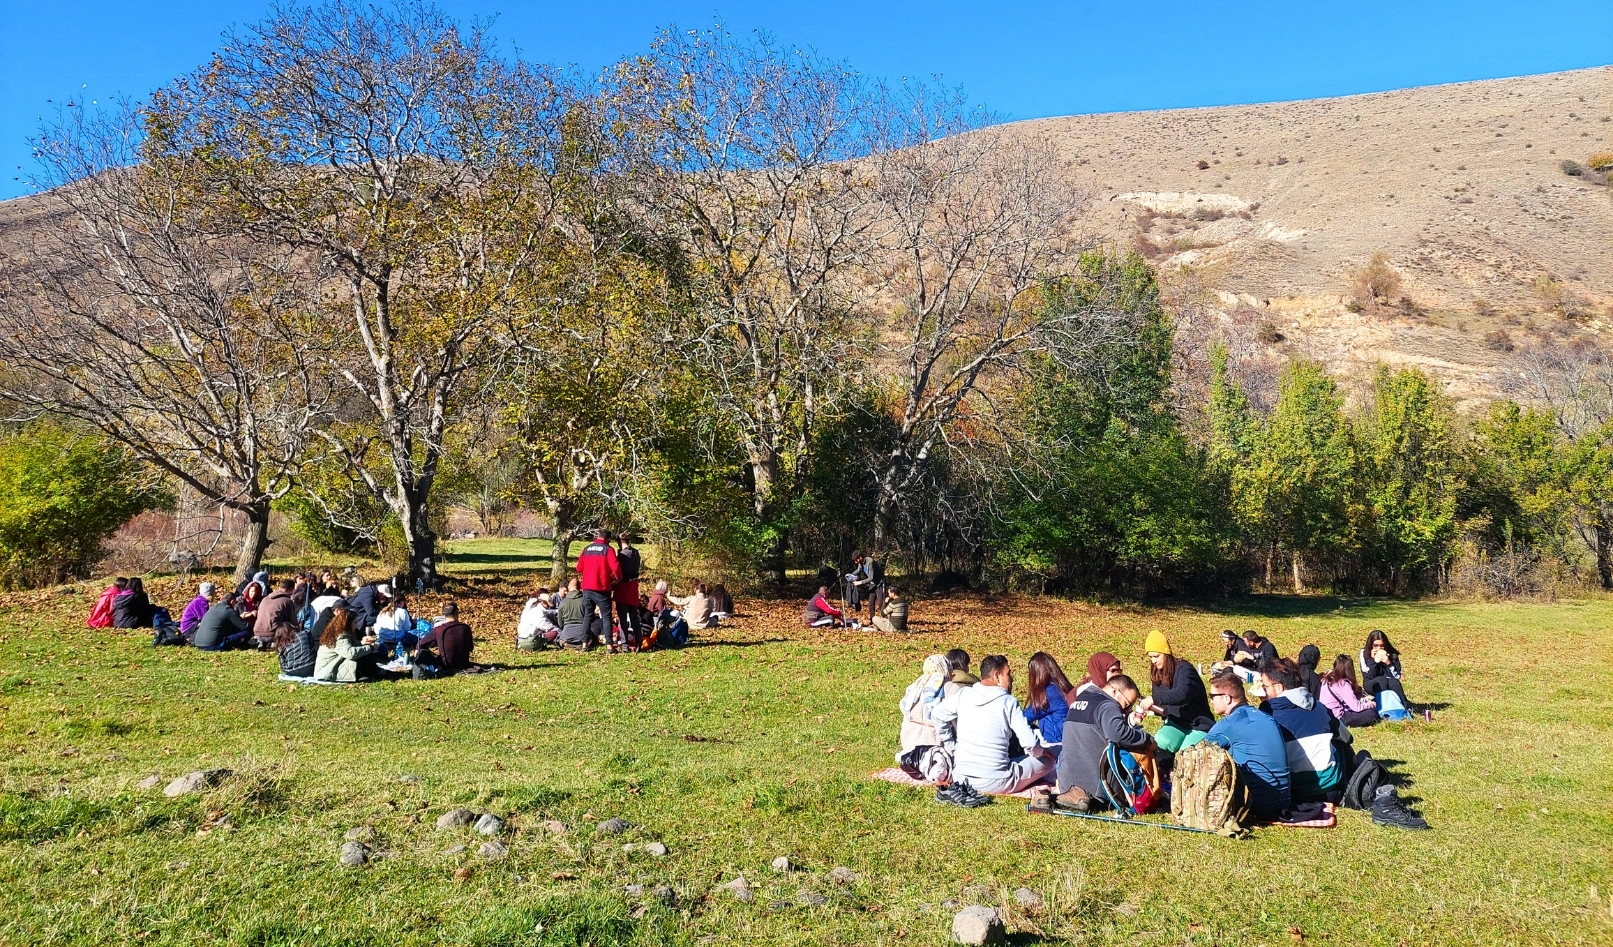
[863,98,1091,547]
[0,101,331,582]
[137,0,568,585]
[614,27,885,583]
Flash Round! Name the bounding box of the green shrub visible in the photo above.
[0,422,163,587]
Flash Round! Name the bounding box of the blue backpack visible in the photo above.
[1376,690,1413,721]
[659,616,690,648]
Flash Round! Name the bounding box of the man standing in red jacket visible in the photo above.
[575,528,621,651]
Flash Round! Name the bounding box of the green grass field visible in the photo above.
[1,547,1610,945]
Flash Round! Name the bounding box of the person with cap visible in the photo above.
[1135,630,1214,777]
[575,529,621,651]
[180,582,215,638]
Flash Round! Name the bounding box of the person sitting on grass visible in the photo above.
[253,579,301,650]
[669,582,715,630]
[1203,669,1292,820]
[1360,630,1411,710]
[373,592,417,654]
[1051,671,1152,812]
[1022,652,1075,748]
[898,654,961,753]
[236,580,263,624]
[803,586,845,628]
[113,577,156,629]
[1259,657,1343,802]
[945,649,979,686]
[871,586,909,633]
[1296,644,1324,698]
[1222,629,1278,684]
[930,654,1054,796]
[709,583,735,622]
[274,618,321,679]
[191,590,255,651]
[516,589,558,651]
[414,601,475,676]
[314,607,380,682]
[1319,654,1380,728]
[1135,631,1214,777]
[346,578,384,632]
[87,577,125,629]
[1075,651,1124,688]
[557,578,597,650]
[179,582,213,638]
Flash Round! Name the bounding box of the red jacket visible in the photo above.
[87,586,118,628]
[576,541,621,592]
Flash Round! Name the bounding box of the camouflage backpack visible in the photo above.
[1170,741,1249,835]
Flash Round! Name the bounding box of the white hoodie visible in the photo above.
[930,684,1042,782]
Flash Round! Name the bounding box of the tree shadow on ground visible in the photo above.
[1176,595,1400,619]
[680,639,779,649]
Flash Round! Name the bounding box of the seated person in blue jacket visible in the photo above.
[1259,657,1344,802]
[1203,669,1292,820]
[1021,652,1074,749]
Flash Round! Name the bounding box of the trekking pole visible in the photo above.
[1026,804,1216,834]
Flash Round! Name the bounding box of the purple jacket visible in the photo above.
[179,595,211,636]
[1318,677,1374,718]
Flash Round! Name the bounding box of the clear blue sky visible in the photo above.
[2,0,1609,200]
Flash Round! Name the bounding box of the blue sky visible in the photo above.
[2,0,1609,200]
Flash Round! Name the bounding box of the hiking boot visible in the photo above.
[1053,787,1094,813]
[1027,787,1054,814]
[1371,788,1429,830]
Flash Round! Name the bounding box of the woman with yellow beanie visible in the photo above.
[1136,630,1214,778]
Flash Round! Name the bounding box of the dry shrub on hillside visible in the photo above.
[1588,151,1613,172]
[1348,252,1403,312]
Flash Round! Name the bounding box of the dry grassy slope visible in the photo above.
[1003,65,1613,408]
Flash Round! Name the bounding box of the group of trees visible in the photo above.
[0,0,1609,598]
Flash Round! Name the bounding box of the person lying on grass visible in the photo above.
[1258,657,1344,803]
[1051,670,1153,813]
[930,654,1054,796]
[314,607,380,683]
[1203,668,1292,820]
[1319,654,1380,728]
[1135,630,1214,781]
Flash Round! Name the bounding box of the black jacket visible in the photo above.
[617,546,642,583]
[1150,659,1215,733]
[1361,651,1403,684]
[1058,684,1151,799]
[347,585,381,630]
[112,591,153,629]
[191,602,250,649]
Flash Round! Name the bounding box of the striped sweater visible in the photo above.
[1262,687,1342,800]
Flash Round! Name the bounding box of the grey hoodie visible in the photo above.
[930,684,1042,783]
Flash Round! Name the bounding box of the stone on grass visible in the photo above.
[642,842,668,857]
[543,820,570,835]
[651,885,674,903]
[478,840,508,860]
[443,844,466,855]
[720,875,754,903]
[624,884,646,897]
[399,774,421,783]
[595,817,633,835]
[163,769,230,798]
[1012,887,1044,910]
[136,774,163,791]
[771,855,796,872]
[797,889,828,907]
[952,906,1005,945]
[474,813,504,836]
[345,826,377,843]
[828,866,859,885]
[339,841,370,868]
[436,808,477,830]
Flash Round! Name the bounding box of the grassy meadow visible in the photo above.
[0,544,1610,946]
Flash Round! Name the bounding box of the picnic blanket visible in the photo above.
[277,674,348,686]
[870,767,1051,800]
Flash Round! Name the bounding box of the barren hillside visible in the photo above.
[1006,65,1613,407]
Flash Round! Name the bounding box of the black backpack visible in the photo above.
[1341,749,1386,810]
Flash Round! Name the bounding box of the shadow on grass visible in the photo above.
[1180,594,1397,618]
[680,638,780,649]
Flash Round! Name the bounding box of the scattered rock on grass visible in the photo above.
[624,884,646,896]
[436,808,476,830]
[543,820,569,835]
[771,855,796,872]
[828,866,859,885]
[136,774,163,791]
[651,885,674,902]
[474,814,504,836]
[399,774,421,783]
[478,841,508,860]
[164,769,230,798]
[642,842,668,857]
[797,890,828,907]
[345,826,377,843]
[719,875,754,902]
[952,906,1005,945]
[444,844,467,855]
[339,841,370,868]
[1012,887,1044,910]
[595,817,633,835]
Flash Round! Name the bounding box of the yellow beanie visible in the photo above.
[1144,630,1172,656]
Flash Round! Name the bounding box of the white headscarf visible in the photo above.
[899,654,950,715]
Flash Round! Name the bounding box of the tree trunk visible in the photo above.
[232,501,272,584]
[396,488,438,591]
[748,449,787,585]
[1291,550,1306,593]
[546,498,575,586]
[1597,519,1612,590]
[1264,544,1275,589]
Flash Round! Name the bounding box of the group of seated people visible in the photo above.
[804,581,908,632]
[511,528,732,653]
[897,627,1426,828]
[88,570,478,682]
